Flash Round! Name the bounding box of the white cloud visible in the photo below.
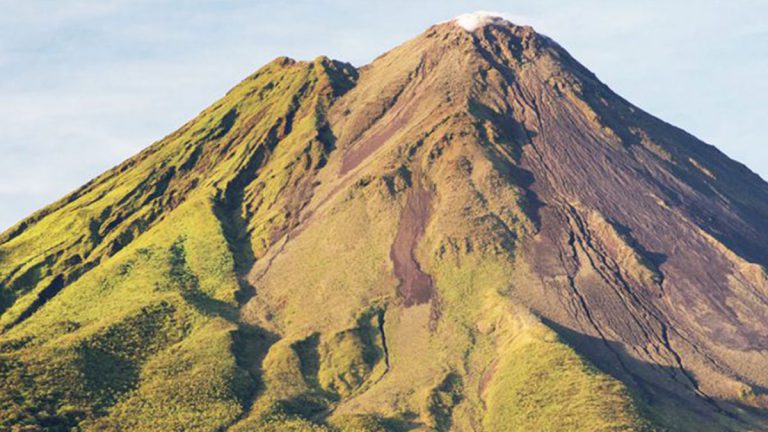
[450,11,529,31]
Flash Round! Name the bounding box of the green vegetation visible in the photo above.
[483,325,649,432]
[0,57,359,431]
[0,198,244,430]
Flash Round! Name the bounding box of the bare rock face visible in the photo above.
[1,15,767,432]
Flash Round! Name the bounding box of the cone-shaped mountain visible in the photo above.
[1,15,767,432]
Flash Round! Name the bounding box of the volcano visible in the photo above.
[2,12,767,431]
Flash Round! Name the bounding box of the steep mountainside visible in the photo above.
[1,14,767,432]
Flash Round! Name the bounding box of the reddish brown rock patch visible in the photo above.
[340,113,407,175]
[391,183,434,306]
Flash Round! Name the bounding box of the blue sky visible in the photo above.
[1,0,766,230]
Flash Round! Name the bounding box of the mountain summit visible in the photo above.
[1,15,767,432]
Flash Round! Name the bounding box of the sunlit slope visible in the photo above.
[0,56,357,431]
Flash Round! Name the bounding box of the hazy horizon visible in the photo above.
[1,0,766,230]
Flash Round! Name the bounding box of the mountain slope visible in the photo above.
[2,14,767,432]
[0,56,357,431]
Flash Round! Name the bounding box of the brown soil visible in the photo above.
[339,113,407,176]
[390,182,433,306]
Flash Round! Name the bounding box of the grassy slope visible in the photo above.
[0,57,358,431]
[0,197,245,431]
[2,32,666,431]
[483,324,649,432]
